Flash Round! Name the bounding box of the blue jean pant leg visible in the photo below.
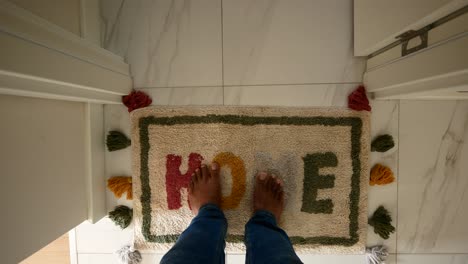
[160,204,227,264]
[245,210,303,264]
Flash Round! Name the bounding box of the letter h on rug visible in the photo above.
[165,153,203,210]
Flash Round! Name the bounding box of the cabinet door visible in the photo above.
[0,1,126,262]
[0,95,88,264]
[354,0,467,55]
[0,0,131,103]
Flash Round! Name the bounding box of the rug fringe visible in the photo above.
[116,245,141,264]
[366,245,388,264]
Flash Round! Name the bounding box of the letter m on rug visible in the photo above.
[165,153,203,210]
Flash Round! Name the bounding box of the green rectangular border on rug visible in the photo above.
[138,114,362,247]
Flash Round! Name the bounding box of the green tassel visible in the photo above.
[371,134,395,152]
[109,205,133,229]
[106,131,131,151]
[368,206,395,239]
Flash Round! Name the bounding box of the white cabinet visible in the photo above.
[354,0,468,99]
[0,0,132,103]
[354,0,463,55]
[0,95,88,264]
[0,1,131,262]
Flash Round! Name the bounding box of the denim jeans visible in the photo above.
[160,204,303,264]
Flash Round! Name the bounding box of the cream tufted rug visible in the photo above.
[131,106,370,254]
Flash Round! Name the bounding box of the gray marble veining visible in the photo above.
[140,87,223,105]
[397,254,468,264]
[101,0,365,88]
[398,101,468,253]
[101,0,222,88]
[224,84,358,107]
[222,0,366,85]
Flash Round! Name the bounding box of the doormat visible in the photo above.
[131,106,370,254]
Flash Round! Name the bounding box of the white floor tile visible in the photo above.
[101,0,222,87]
[77,253,399,264]
[387,254,397,264]
[140,87,223,105]
[75,218,133,254]
[367,100,399,253]
[78,253,163,264]
[78,253,114,264]
[222,0,366,85]
[226,254,246,264]
[224,84,357,107]
[397,254,468,264]
[398,101,468,253]
[228,253,397,264]
[296,254,365,264]
[141,253,164,264]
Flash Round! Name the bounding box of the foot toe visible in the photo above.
[195,168,201,182]
[257,171,267,180]
[277,190,284,202]
[191,172,197,183]
[189,176,195,191]
[271,176,279,189]
[266,175,275,190]
[201,164,210,180]
[210,162,219,178]
[276,178,283,186]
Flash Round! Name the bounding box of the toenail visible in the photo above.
[211,163,218,170]
[258,172,267,180]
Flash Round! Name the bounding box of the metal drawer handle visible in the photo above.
[396,30,428,57]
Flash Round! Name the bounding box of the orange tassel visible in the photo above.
[107,176,133,200]
[370,164,395,186]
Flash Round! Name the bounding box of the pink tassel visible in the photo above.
[348,85,371,111]
[122,90,152,113]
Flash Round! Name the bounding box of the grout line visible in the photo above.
[396,99,400,259]
[77,252,167,255]
[76,252,468,256]
[221,82,363,87]
[396,253,468,255]
[135,82,362,90]
[138,85,221,89]
[220,0,225,105]
[68,229,78,264]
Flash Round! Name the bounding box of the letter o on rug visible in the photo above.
[213,152,246,210]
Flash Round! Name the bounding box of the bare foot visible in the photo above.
[254,172,285,222]
[188,163,222,215]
